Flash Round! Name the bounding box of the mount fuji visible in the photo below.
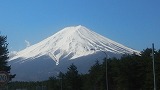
[9,25,139,81]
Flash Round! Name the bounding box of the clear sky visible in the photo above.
[0,0,160,52]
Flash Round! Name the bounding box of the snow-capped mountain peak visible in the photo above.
[9,25,140,81]
[9,25,139,64]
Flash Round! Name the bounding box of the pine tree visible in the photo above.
[65,64,82,90]
[0,35,15,81]
[48,76,59,90]
[156,49,160,90]
[0,36,10,72]
[87,60,105,90]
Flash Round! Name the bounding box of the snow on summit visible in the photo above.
[9,25,139,63]
[9,25,140,81]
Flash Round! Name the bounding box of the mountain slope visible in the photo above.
[9,25,139,81]
[10,25,139,63]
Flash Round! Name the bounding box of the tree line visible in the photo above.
[0,34,160,90]
[7,48,160,90]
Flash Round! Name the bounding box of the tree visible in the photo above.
[45,48,160,90]
[65,64,82,90]
[107,58,120,90]
[80,60,106,90]
[88,60,104,90]
[0,35,15,81]
[0,36,10,72]
[116,54,145,90]
[48,76,59,90]
[141,48,154,89]
[156,49,160,90]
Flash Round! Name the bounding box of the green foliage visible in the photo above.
[8,81,47,90]
[64,64,82,90]
[0,35,15,82]
[86,60,105,90]
[7,48,160,90]
[0,35,9,72]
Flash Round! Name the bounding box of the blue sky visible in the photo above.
[0,0,160,52]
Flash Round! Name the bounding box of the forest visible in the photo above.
[0,35,160,90]
[6,48,160,90]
